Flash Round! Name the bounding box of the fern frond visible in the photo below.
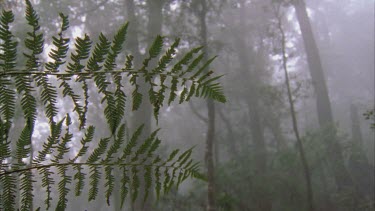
[131,129,159,163]
[148,35,164,60]
[121,124,144,160]
[45,13,70,72]
[105,124,126,162]
[87,137,111,163]
[143,165,152,202]
[15,124,32,164]
[88,165,101,201]
[56,164,71,210]
[153,38,180,74]
[104,23,128,72]
[24,0,44,71]
[131,84,142,111]
[113,71,127,129]
[59,78,85,125]
[52,115,72,163]
[67,34,91,73]
[20,170,34,211]
[0,10,17,136]
[104,93,118,134]
[131,165,139,202]
[34,117,65,163]
[0,3,224,209]
[168,76,179,106]
[0,10,17,72]
[189,56,217,80]
[39,166,54,209]
[0,121,11,160]
[197,82,226,103]
[0,81,15,136]
[87,33,111,72]
[71,125,95,162]
[73,164,85,196]
[0,173,16,210]
[104,166,114,205]
[147,137,161,158]
[34,74,58,123]
[163,167,171,194]
[154,166,161,200]
[16,2,40,129]
[172,46,203,75]
[120,167,129,208]
[15,74,37,128]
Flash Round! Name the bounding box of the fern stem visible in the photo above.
[0,162,194,176]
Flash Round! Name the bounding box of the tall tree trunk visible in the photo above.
[197,1,216,210]
[292,0,355,195]
[218,108,238,158]
[275,6,314,210]
[232,1,271,210]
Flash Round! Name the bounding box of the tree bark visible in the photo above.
[275,6,314,210]
[292,0,355,194]
[197,1,216,210]
[231,1,271,210]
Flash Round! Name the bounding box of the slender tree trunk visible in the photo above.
[197,1,216,210]
[232,2,271,210]
[218,108,238,158]
[292,0,355,194]
[275,6,314,210]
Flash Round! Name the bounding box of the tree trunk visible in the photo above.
[293,0,355,195]
[197,1,216,210]
[218,108,238,158]
[231,2,271,210]
[276,7,314,210]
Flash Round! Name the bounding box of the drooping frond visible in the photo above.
[0,9,17,139]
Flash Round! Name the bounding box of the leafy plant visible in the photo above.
[0,1,226,210]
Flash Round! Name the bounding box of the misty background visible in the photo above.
[1,0,374,210]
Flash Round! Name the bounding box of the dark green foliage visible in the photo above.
[363,108,375,129]
[0,1,225,210]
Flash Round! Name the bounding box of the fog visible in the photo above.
[0,0,374,211]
